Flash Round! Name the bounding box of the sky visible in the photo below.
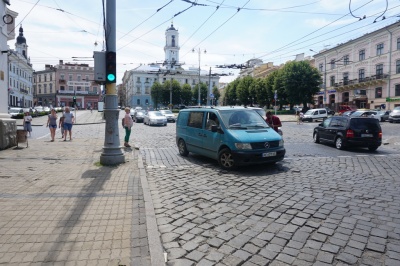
[6,0,400,83]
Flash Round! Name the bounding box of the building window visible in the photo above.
[60,74,65,80]
[330,76,335,87]
[44,84,47,94]
[330,59,335,70]
[395,84,400,96]
[77,86,82,91]
[343,72,349,85]
[69,74,72,81]
[343,55,349,65]
[85,87,89,91]
[377,43,384,56]
[359,69,365,81]
[376,64,383,78]
[68,86,73,91]
[359,49,365,61]
[397,38,400,50]
[137,99,140,105]
[85,75,89,81]
[137,77,140,82]
[396,60,400,74]
[93,87,98,93]
[360,90,367,95]
[49,84,53,93]
[50,75,52,81]
[60,86,65,91]
[375,87,382,98]
[77,75,81,81]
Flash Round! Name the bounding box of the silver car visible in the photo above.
[143,111,167,126]
[160,110,176,122]
[389,106,400,123]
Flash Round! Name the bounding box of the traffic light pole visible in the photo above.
[100,0,125,165]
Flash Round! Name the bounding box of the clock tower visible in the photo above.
[164,23,180,70]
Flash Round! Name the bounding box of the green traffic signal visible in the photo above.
[107,73,116,82]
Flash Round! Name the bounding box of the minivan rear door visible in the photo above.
[349,118,381,140]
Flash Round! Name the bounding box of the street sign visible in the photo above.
[210,93,214,99]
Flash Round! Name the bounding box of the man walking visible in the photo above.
[63,107,74,141]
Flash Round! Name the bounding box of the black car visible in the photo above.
[132,110,145,123]
[313,116,382,151]
[325,107,335,115]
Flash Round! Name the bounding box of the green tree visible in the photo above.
[281,61,322,107]
[192,83,208,105]
[181,84,192,105]
[253,77,268,107]
[212,86,220,105]
[237,76,254,106]
[264,71,279,109]
[150,82,163,110]
[163,80,182,106]
[227,79,240,105]
[273,69,289,109]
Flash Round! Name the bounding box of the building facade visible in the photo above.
[33,61,101,109]
[312,21,400,110]
[8,26,34,108]
[122,23,220,109]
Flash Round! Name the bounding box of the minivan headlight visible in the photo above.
[279,140,284,147]
[235,143,252,149]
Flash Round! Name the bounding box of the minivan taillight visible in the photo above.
[378,131,382,139]
[346,129,354,138]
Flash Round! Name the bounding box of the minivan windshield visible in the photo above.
[219,109,269,129]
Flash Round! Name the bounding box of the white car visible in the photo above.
[8,107,24,118]
[143,111,167,126]
[160,110,176,122]
[350,110,382,121]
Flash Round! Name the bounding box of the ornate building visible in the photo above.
[122,23,220,108]
[8,26,34,107]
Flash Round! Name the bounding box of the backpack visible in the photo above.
[122,117,125,127]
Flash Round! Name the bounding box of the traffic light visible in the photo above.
[105,51,116,83]
[73,96,76,106]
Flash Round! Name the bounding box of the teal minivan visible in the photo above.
[176,106,285,170]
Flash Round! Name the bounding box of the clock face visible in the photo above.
[3,14,13,25]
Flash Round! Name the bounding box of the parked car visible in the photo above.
[389,106,400,123]
[313,116,382,151]
[43,106,51,114]
[350,110,382,121]
[8,107,24,118]
[342,110,356,116]
[325,107,335,115]
[176,107,285,170]
[338,105,354,115]
[143,111,167,126]
[132,110,145,123]
[160,110,176,122]
[377,110,391,122]
[301,108,328,122]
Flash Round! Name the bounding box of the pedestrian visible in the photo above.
[46,109,58,142]
[63,106,74,141]
[23,112,33,137]
[299,111,304,124]
[122,107,133,147]
[265,111,282,134]
[295,111,300,125]
[59,114,65,139]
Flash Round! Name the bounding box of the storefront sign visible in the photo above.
[386,97,400,102]
[67,81,91,87]
[328,90,336,93]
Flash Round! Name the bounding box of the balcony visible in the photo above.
[59,79,66,84]
[334,74,389,92]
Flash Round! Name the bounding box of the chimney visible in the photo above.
[59,60,63,64]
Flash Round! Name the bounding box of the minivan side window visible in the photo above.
[188,112,204,129]
[320,109,327,114]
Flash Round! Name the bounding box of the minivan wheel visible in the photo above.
[335,137,344,150]
[218,148,236,170]
[368,146,379,151]
[313,132,320,143]
[178,139,189,156]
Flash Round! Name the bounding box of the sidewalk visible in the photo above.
[0,110,164,266]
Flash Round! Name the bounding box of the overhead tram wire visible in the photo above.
[182,0,251,59]
[118,0,175,41]
[9,0,41,34]
[180,0,226,49]
[117,4,195,52]
[256,0,374,60]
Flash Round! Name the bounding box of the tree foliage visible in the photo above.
[150,82,163,110]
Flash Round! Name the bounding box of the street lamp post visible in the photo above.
[310,49,327,106]
[192,48,207,106]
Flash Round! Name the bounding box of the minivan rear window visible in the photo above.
[350,118,380,130]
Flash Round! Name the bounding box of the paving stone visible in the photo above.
[207,238,224,248]
[337,252,358,264]
[222,255,243,266]
[316,251,334,264]
[276,253,295,264]
[168,248,188,259]
[270,237,287,247]
[297,252,315,262]
[258,248,278,260]
[311,232,327,242]
[243,244,260,254]
[218,244,235,255]
[282,247,300,257]
[249,254,270,266]
[182,241,199,252]
[366,242,385,253]
[205,251,224,262]
[228,235,252,249]
[370,228,388,239]
[347,239,366,250]
[256,232,274,241]
[321,243,340,254]
[196,259,214,266]
[232,250,251,261]
[385,259,400,266]
[369,236,386,245]
[185,250,205,262]
[317,227,334,236]
[168,258,195,266]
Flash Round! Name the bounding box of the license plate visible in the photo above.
[361,134,373,137]
[262,152,276,157]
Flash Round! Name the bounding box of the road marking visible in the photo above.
[37,133,50,140]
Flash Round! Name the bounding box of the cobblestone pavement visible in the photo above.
[130,119,400,266]
[0,111,157,266]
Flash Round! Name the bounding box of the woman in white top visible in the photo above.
[23,112,33,136]
[122,107,134,147]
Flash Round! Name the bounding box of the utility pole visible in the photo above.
[100,0,125,165]
[208,67,212,106]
